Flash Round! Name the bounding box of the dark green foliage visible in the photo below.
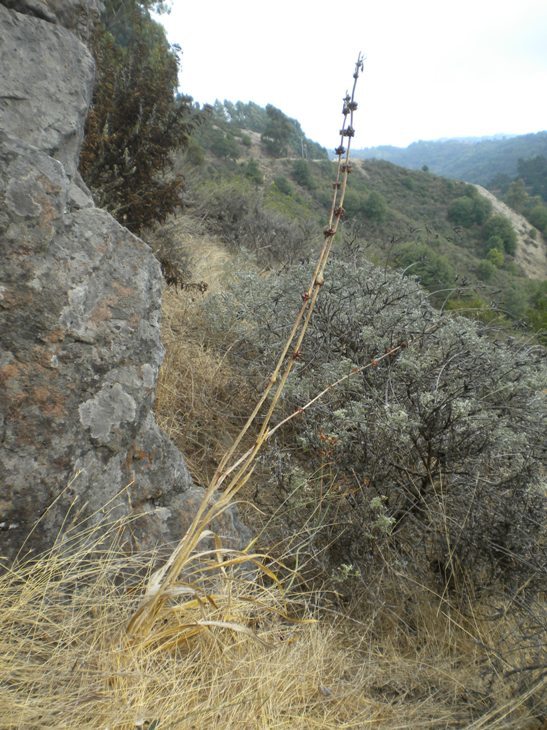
[216,99,268,133]
[361,191,388,222]
[207,251,546,592]
[499,281,529,320]
[484,235,504,253]
[527,204,547,235]
[184,139,206,167]
[504,179,528,212]
[394,242,455,295]
[447,188,492,227]
[291,160,316,190]
[482,215,517,255]
[208,128,241,160]
[194,101,328,163]
[273,176,293,196]
[243,158,263,185]
[343,189,388,222]
[517,155,547,201]
[468,190,492,224]
[486,246,504,267]
[80,0,197,232]
[476,260,496,281]
[496,172,547,235]
[488,156,547,234]
[261,105,293,157]
[447,196,477,227]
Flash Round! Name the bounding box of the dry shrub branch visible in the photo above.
[127,55,366,639]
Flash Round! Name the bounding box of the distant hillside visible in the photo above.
[353,132,547,186]
[172,114,546,340]
[190,100,329,163]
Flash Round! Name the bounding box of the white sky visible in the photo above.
[158,0,547,149]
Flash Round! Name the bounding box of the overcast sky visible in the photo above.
[158,0,547,150]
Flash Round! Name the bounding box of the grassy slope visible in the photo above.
[6,517,541,728]
[178,125,546,336]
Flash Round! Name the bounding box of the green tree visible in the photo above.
[447,196,475,226]
[209,129,241,160]
[447,192,491,227]
[477,260,496,281]
[505,179,528,212]
[261,105,293,157]
[243,158,263,185]
[528,203,547,235]
[482,215,517,255]
[273,176,293,196]
[486,247,504,267]
[394,242,455,295]
[361,191,388,222]
[517,155,547,201]
[80,0,197,232]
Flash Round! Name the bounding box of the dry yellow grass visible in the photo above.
[156,285,257,485]
[149,214,546,729]
[2,518,543,729]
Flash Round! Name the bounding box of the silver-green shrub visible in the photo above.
[206,243,546,592]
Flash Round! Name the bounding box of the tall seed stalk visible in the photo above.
[127,54,365,638]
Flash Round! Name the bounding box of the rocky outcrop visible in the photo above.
[0,1,242,560]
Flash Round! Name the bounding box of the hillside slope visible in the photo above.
[178,120,546,337]
[353,132,547,185]
[474,184,547,279]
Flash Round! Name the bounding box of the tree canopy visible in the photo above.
[80,0,198,233]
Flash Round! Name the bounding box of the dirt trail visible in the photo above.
[474,185,547,280]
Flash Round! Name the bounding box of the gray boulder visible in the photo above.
[0,1,243,560]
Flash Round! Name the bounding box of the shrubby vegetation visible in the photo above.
[447,186,492,227]
[193,179,318,263]
[482,214,518,255]
[491,159,547,236]
[393,241,455,297]
[204,245,546,594]
[180,143,544,336]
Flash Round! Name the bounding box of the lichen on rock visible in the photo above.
[0,0,244,560]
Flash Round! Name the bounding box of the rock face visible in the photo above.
[0,1,242,560]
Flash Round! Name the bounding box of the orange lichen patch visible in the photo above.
[32,386,66,418]
[31,346,58,370]
[45,329,65,344]
[113,283,135,299]
[125,444,159,472]
[0,363,21,383]
[0,287,32,309]
[90,297,115,324]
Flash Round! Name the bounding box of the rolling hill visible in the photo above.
[353,131,547,186]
